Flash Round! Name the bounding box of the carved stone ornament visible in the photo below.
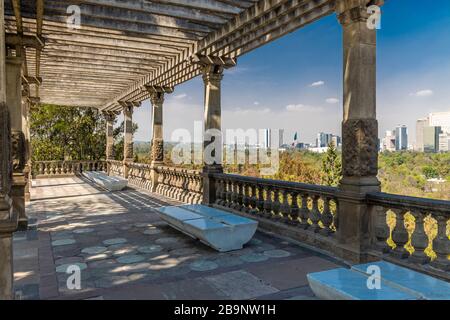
[342,119,378,177]
[152,139,164,162]
[11,130,26,173]
[0,103,12,195]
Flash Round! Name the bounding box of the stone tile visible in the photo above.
[81,246,107,255]
[245,256,340,291]
[103,238,127,246]
[189,260,218,272]
[203,270,279,300]
[117,255,145,264]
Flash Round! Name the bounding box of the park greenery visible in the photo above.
[30,105,450,200]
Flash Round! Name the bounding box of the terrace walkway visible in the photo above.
[12,177,341,300]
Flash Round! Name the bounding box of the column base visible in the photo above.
[202,165,223,205]
[12,173,27,231]
[339,176,381,194]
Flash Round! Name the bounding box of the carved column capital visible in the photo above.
[190,54,236,85]
[102,111,116,123]
[146,86,173,106]
[119,102,134,116]
[336,0,384,26]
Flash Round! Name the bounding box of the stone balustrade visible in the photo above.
[212,173,339,253]
[108,160,124,177]
[32,160,106,178]
[368,192,450,278]
[126,162,153,191]
[155,166,203,204]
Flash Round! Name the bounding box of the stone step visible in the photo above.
[351,261,450,300]
[307,268,418,300]
[82,171,128,191]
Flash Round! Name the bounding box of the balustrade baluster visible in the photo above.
[409,210,430,264]
[289,192,300,225]
[255,185,264,215]
[272,188,281,220]
[391,210,410,259]
[431,215,449,271]
[309,195,321,232]
[373,207,391,253]
[263,187,273,218]
[242,183,250,213]
[299,194,310,229]
[320,197,333,235]
[280,189,291,223]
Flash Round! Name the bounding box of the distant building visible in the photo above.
[382,130,396,152]
[415,118,428,151]
[423,126,441,153]
[278,129,284,148]
[429,112,450,134]
[263,128,271,149]
[395,125,408,151]
[438,132,450,152]
[316,132,340,148]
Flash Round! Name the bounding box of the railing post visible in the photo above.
[335,0,383,262]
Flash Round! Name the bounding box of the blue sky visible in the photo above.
[130,0,450,146]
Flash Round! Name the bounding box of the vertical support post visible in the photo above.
[121,102,133,178]
[336,0,383,262]
[6,56,27,230]
[146,86,173,192]
[22,98,31,202]
[0,0,18,300]
[103,111,116,175]
[191,55,236,205]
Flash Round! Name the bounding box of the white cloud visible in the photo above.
[326,98,339,104]
[285,104,322,112]
[254,101,260,105]
[173,93,187,99]
[411,89,433,97]
[309,81,325,87]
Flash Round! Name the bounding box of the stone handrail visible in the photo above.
[32,160,106,178]
[107,160,124,177]
[126,162,153,191]
[367,192,449,278]
[212,173,339,254]
[155,165,203,204]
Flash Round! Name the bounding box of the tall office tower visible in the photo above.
[438,132,450,152]
[382,130,396,151]
[416,118,428,151]
[429,112,450,134]
[423,126,441,153]
[316,132,333,147]
[395,125,408,151]
[331,135,341,148]
[278,129,284,148]
[263,128,271,149]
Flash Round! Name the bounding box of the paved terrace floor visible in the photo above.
[12,177,342,300]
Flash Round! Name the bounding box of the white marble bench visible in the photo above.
[155,204,258,252]
[82,171,128,191]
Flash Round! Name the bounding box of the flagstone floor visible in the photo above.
[12,176,342,300]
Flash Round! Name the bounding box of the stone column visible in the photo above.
[147,86,173,192]
[121,103,133,178]
[0,0,18,300]
[6,56,27,230]
[103,111,116,176]
[192,55,236,205]
[336,0,383,262]
[22,98,31,202]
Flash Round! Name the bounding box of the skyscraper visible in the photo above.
[395,125,408,151]
[263,129,271,149]
[423,126,441,153]
[415,118,428,151]
[382,130,396,151]
[429,112,450,134]
[278,129,284,148]
[316,132,333,148]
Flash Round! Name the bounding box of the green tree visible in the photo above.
[30,104,106,161]
[321,141,342,186]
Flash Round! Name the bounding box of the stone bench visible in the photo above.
[82,171,128,191]
[155,204,258,252]
[307,261,450,300]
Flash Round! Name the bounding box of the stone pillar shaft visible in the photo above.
[336,1,382,263]
[104,112,115,160]
[6,56,27,230]
[22,99,31,202]
[150,93,164,164]
[0,0,18,300]
[201,64,225,205]
[122,104,133,162]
